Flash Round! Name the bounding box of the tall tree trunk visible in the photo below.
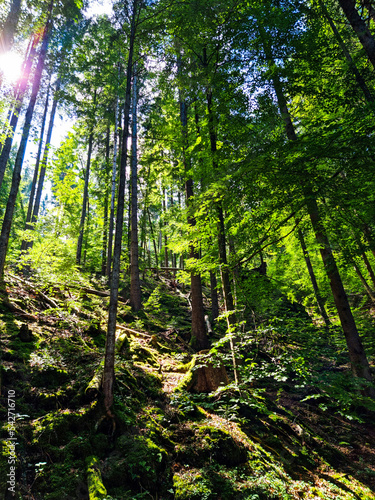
[21,81,50,252]
[147,207,158,268]
[307,195,374,387]
[83,199,90,267]
[261,29,374,393]
[0,0,22,54]
[162,186,168,268]
[103,0,138,415]
[102,125,110,275]
[0,36,37,188]
[337,0,375,70]
[297,228,331,327]
[362,251,375,289]
[320,0,374,103]
[76,131,94,266]
[26,77,60,251]
[0,10,51,276]
[352,259,375,301]
[129,71,141,311]
[210,270,219,321]
[205,73,238,383]
[206,90,234,317]
[178,73,208,351]
[106,81,120,277]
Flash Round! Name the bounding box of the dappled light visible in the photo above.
[1,0,375,497]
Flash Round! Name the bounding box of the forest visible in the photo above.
[1,0,375,497]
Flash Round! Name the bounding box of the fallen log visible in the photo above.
[7,272,61,309]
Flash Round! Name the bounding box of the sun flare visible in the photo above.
[0,51,23,84]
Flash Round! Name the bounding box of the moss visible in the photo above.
[175,424,248,467]
[37,461,87,500]
[86,456,107,500]
[134,366,163,398]
[130,341,160,368]
[174,358,195,392]
[103,435,168,493]
[30,408,88,447]
[173,470,213,500]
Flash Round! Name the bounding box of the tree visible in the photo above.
[0,2,52,276]
[257,15,374,393]
[129,69,142,311]
[103,0,139,416]
[0,0,22,54]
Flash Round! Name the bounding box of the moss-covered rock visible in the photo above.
[175,424,248,467]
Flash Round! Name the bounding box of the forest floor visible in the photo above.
[0,270,375,499]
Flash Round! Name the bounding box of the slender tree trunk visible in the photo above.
[103,0,138,415]
[261,30,373,392]
[102,125,110,275]
[106,82,120,277]
[362,251,375,289]
[297,228,331,327]
[129,71,141,311]
[362,223,375,260]
[210,270,219,321]
[83,199,90,266]
[0,11,51,276]
[0,0,22,54]
[206,90,234,317]
[21,81,50,252]
[147,207,158,268]
[337,0,375,70]
[27,77,60,252]
[162,186,168,268]
[178,78,208,351]
[0,36,37,188]
[320,0,374,103]
[205,79,238,383]
[353,260,375,301]
[76,131,94,266]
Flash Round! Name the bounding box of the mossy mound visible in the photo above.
[175,423,248,467]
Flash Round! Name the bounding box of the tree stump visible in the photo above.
[179,352,229,393]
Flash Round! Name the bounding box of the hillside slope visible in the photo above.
[0,272,374,499]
